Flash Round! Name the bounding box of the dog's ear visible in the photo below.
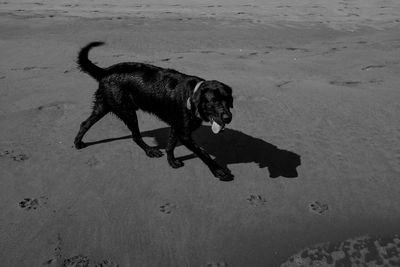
[228,95,234,108]
[221,84,233,108]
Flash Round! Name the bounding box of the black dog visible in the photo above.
[74,42,234,181]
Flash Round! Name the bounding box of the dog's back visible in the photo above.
[77,42,201,125]
[100,63,197,124]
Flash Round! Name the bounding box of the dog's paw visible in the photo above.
[168,158,184,168]
[74,141,86,150]
[211,167,234,181]
[145,147,163,158]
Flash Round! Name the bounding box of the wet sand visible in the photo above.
[1,1,400,266]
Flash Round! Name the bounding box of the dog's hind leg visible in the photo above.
[74,99,108,149]
[114,110,163,158]
[166,128,184,168]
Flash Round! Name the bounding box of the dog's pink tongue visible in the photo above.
[211,121,222,134]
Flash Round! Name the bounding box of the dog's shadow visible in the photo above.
[148,126,301,178]
[83,126,301,178]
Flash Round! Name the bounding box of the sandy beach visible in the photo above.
[1,1,400,266]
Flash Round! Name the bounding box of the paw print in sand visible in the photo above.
[0,149,29,161]
[308,201,329,215]
[85,156,100,167]
[19,196,48,210]
[246,195,267,206]
[63,255,89,267]
[160,203,176,214]
[206,261,227,267]
[95,259,119,267]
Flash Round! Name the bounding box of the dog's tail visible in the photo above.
[77,41,106,81]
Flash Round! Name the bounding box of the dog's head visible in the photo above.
[191,80,233,134]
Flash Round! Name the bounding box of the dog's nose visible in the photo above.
[222,113,232,123]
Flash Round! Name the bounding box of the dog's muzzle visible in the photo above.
[210,112,231,134]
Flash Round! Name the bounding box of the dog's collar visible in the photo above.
[186,81,204,119]
[193,80,204,94]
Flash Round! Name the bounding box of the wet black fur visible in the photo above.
[74,42,234,181]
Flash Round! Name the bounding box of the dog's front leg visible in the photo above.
[178,135,233,181]
[166,128,184,168]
